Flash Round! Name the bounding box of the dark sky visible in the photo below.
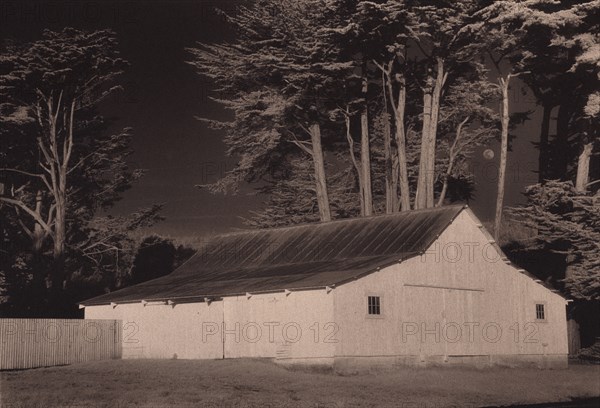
[1,0,543,239]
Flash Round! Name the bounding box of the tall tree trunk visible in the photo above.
[31,190,49,311]
[50,160,67,309]
[415,73,433,210]
[390,75,410,211]
[309,123,331,222]
[575,141,593,192]
[382,111,397,214]
[416,59,446,209]
[31,190,46,253]
[46,96,73,300]
[361,76,373,216]
[344,111,364,214]
[437,116,469,207]
[380,69,395,213]
[53,175,66,263]
[360,111,373,216]
[426,57,446,208]
[538,104,552,183]
[392,151,400,211]
[494,76,511,242]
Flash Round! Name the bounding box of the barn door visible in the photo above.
[402,285,482,359]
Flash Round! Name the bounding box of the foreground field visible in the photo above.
[1,359,598,408]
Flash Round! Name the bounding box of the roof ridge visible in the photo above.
[175,253,419,275]
[201,204,467,241]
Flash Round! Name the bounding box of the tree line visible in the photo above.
[188,0,598,304]
[0,1,598,320]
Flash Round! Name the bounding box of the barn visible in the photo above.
[81,205,568,368]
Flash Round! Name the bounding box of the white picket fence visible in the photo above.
[0,319,121,369]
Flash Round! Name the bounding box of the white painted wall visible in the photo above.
[333,210,568,364]
[85,301,223,359]
[223,290,335,362]
[84,290,335,362]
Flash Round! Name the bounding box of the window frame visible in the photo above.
[535,302,547,322]
[366,294,384,319]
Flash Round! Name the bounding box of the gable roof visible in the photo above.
[82,205,466,306]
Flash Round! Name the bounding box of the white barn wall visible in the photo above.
[333,210,568,368]
[223,290,335,363]
[85,289,335,363]
[85,301,223,359]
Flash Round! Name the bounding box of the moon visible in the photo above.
[483,149,495,160]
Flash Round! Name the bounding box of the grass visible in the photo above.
[1,359,599,408]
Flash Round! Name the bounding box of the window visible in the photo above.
[368,296,381,315]
[536,303,545,320]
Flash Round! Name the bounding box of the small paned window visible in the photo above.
[368,296,381,315]
[535,303,546,320]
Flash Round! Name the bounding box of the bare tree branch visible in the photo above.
[0,197,54,238]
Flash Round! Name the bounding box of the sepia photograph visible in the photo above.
[0,0,599,407]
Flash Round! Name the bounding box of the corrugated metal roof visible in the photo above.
[82,205,465,305]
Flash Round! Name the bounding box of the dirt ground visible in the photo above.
[0,359,598,408]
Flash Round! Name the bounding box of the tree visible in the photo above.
[549,1,599,184]
[435,77,499,206]
[129,235,177,285]
[507,181,600,301]
[0,204,52,316]
[245,156,359,227]
[0,28,159,315]
[0,28,136,296]
[344,0,414,212]
[379,57,412,212]
[409,1,482,209]
[339,104,371,215]
[501,1,599,186]
[321,0,409,216]
[515,22,567,183]
[561,2,600,192]
[468,1,551,240]
[187,0,361,222]
[311,0,489,214]
[473,0,599,239]
[73,205,163,280]
[189,0,521,224]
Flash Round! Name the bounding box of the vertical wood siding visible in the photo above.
[333,210,569,365]
[85,302,225,359]
[0,319,121,370]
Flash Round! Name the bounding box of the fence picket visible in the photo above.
[0,319,122,370]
